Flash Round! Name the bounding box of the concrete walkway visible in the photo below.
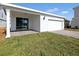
[11,30,38,37]
[52,30,79,39]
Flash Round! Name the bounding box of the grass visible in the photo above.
[0,32,79,56]
[65,28,79,32]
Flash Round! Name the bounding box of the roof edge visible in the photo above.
[0,3,65,19]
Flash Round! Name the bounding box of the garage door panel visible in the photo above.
[47,20,63,31]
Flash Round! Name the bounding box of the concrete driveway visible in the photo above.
[52,30,79,39]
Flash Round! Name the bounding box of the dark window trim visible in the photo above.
[16,17,29,30]
[3,8,6,15]
[0,19,6,22]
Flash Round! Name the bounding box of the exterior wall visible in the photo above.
[40,15,48,32]
[29,15,40,32]
[0,7,6,27]
[40,15,64,32]
[71,8,79,28]
[71,17,79,28]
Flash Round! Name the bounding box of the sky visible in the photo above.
[14,3,79,21]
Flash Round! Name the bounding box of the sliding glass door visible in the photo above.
[16,17,29,30]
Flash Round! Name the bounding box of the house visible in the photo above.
[71,6,79,28]
[0,3,64,38]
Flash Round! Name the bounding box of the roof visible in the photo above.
[0,3,64,19]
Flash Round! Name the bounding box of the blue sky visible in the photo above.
[14,3,79,21]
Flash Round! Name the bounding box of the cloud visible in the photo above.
[46,8,59,13]
[61,11,69,14]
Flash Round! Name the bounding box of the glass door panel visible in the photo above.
[16,17,29,30]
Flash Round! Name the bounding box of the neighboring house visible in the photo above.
[71,6,79,28]
[0,3,64,38]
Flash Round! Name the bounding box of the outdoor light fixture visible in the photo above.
[43,16,45,20]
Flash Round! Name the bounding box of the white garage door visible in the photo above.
[47,19,63,31]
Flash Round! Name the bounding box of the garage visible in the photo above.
[40,15,64,32]
[47,19,64,31]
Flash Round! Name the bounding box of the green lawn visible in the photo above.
[0,32,79,56]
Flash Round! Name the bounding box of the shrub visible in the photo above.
[66,26,71,28]
[75,26,78,29]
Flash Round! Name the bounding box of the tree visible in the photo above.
[64,19,70,28]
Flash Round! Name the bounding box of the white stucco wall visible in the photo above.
[40,15,48,32]
[40,15,64,32]
[29,15,40,31]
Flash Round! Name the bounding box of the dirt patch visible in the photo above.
[65,28,79,32]
[0,27,6,40]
